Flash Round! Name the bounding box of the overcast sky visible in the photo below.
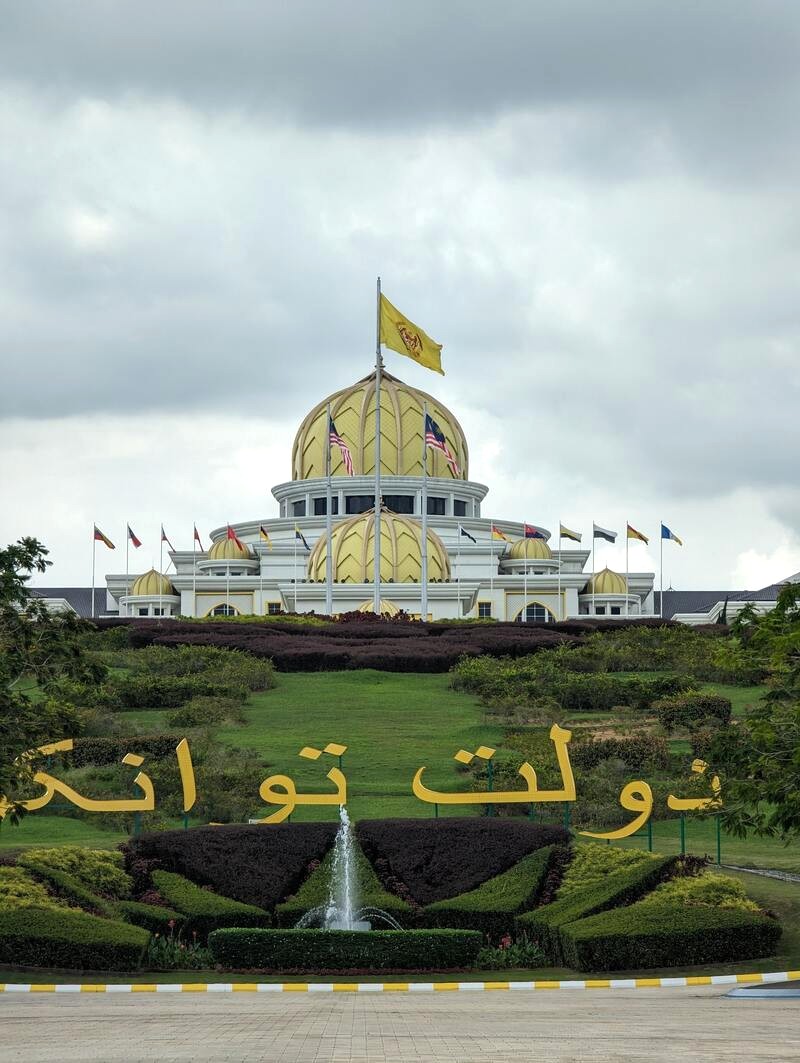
[2,1,798,591]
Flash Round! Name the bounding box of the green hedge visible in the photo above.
[208,928,483,971]
[560,904,781,972]
[275,840,412,928]
[653,691,732,732]
[0,907,150,972]
[422,846,555,939]
[517,855,682,964]
[151,870,270,941]
[113,900,185,935]
[21,861,116,918]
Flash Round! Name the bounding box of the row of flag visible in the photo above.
[327,412,459,478]
[93,523,177,551]
[487,522,684,547]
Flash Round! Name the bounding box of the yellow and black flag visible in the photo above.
[379,294,444,375]
[627,523,649,545]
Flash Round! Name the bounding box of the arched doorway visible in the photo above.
[514,602,555,623]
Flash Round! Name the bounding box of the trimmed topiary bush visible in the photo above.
[357,819,569,906]
[113,900,185,935]
[125,823,338,910]
[19,847,132,898]
[517,854,689,964]
[559,904,781,972]
[0,866,68,912]
[653,691,732,732]
[151,870,270,941]
[422,846,555,939]
[21,861,117,917]
[207,927,483,972]
[0,908,150,971]
[635,871,760,913]
[556,844,658,900]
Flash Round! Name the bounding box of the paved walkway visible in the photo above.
[2,986,799,1062]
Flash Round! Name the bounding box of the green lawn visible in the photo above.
[217,670,504,822]
[699,682,764,718]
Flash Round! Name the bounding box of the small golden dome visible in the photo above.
[507,537,552,561]
[356,599,401,617]
[307,510,451,583]
[292,370,468,480]
[130,569,175,596]
[208,537,253,561]
[584,567,627,595]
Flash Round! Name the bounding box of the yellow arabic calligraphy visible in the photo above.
[579,781,653,840]
[255,743,348,824]
[0,738,155,817]
[667,759,722,811]
[412,724,576,805]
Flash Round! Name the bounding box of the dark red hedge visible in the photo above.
[355,818,570,906]
[123,823,338,910]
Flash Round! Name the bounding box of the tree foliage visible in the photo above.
[709,583,800,839]
[0,538,97,821]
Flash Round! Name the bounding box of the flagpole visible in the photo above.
[193,525,197,618]
[294,530,298,612]
[457,530,461,616]
[325,401,333,617]
[523,541,527,623]
[592,527,595,617]
[557,521,562,621]
[489,527,493,607]
[374,276,383,613]
[421,401,428,621]
[660,523,663,620]
[125,526,129,619]
[159,528,163,618]
[91,527,96,619]
[625,523,629,617]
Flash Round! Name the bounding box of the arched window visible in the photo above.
[210,604,239,617]
[514,602,554,623]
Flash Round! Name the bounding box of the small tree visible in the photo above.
[0,538,98,822]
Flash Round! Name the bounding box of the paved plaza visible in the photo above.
[1,986,798,1062]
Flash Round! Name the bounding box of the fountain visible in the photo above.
[295,806,403,931]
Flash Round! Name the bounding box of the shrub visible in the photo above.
[557,844,657,900]
[559,905,781,972]
[125,822,338,910]
[0,865,67,912]
[569,734,670,771]
[207,927,483,971]
[21,861,117,917]
[0,907,150,971]
[151,870,271,941]
[19,847,132,898]
[653,692,732,732]
[476,939,548,969]
[113,900,185,934]
[167,696,246,728]
[276,840,412,928]
[636,872,760,913]
[146,931,212,970]
[70,734,184,768]
[517,854,691,964]
[422,846,555,940]
[356,819,570,906]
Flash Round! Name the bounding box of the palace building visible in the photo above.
[99,370,657,621]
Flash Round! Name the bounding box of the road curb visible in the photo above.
[1,971,798,993]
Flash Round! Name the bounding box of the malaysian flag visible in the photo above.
[424,414,460,476]
[328,417,354,476]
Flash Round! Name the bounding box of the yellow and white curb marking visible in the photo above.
[1,971,797,993]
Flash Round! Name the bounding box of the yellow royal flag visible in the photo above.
[379,294,444,375]
[627,523,649,545]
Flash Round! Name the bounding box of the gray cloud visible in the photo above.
[1,2,798,586]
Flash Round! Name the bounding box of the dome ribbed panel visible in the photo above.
[291,371,468,481]
[306,511,451,583]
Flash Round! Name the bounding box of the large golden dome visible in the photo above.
[208,537,253,561]
[584,567,627,595]
[507,537,552,561]
[130,569,175,596]
[292,370,468,480]
[307,510,451,583]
